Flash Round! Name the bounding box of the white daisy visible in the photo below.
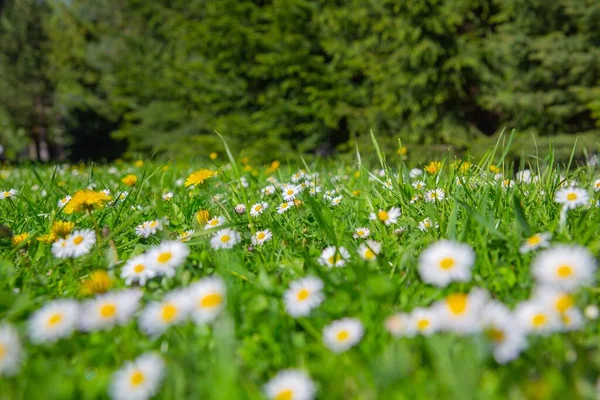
[282,184,301,201]
[501,179,515,189]
[138,290,191,336]
[559,307,584,332]
[51,238,73,259]
[330,195,343,206]
[515,300,560,335]
[323,318,364,353]
[353,227,370,239]
[531,245,596,290]
[57,195,71,208]
[384,313,409,338]
[585,305,599,320]
[405,307,440,337]
[177,230,194,242]
[369,207,401,225]
[161,192,173,201]
[250,202,268,217]
[80,290,142,331]
[283,276,325,317]
[109,353,165,400]
[135,220,163,238]
[277,202,293,214]
[554,187,589,209]
[417,217,439,232]
[264,369,316,400]
[262,185,276,196]
[418,240,475,287]
[358,240,381,261]
[0,323,22,376]
[425,188,445,202]
[121,254,156,286]
[308,186,321,196]
[0,189,17,199]
[290,170,305,182]
[435,289,488,333]
[412,180,426,190]
[204,216,226,230]
[593,179,600,192]
[251,229,273,246]
[234,204,246,214]
[519,232,551,254]
[318,246,350,268]
[480,301,527,364]
[210,228,241,250]
[516,169,535,184]
[146,241,190,278]
[533,286,576,315]
[409,168,423,178]
[187,276,227,324]
[28,299,79,343]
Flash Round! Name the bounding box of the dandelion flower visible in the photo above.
[531,245,596,290]
[519,232,551,254]
[139,290,190,336]
[109,353,165,400]
[147,241,190,278]
[185,169,217,187]
[28,299,79,343]
[121,254,156,286]
[0,323,22,376]
[424,162,441,174]
[264,369,316,400]
[358,240,381,261]
[418,240,475,287]
[51,221,75,237]
[11,233,29,247]
[318,246,350,268]
[323,318,364,353]
[195,210,210,225]
[353,227,370,239]
[188,276,227,324]
[283,276,325,317]
[80,270,113,295]
[210,228,241,250]
[80,290,142,331]
[121,174,137,186]
[369,207,401,225]
[251,229,273,246]
[250,202,268,217]
[554,187,589,209]
[63,190,112,214]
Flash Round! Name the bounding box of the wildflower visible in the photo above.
[501,179,515,189]
[516,169,535,184]
[80,270,113,295]
[323,318,364,353]
[37,233,57,244]
[369,207,401,225]
[409,194,423,204]
[330,196,343,206]
[425,188,445,202]
[250,202,268,217]
[405,307,440,337]
[51,238,72,259]
[109,353,165,400]
[185,169,217,187]
[519,232,551,254]
[121,254,156,286]
[353,227,370,239]
[531,245,596,290]
[515,300,559,335]
[358,240,381,261]
[533,286,575,316]
[209,152,218,160]
[121,174,137,186]
[418,240,475,287]
[204,216,226,230]
[57,195,71,208]
[454,161,471,173]
[195,210,210,225]
[177,230,194,242]
[51,221,75,237]
[28,299,79,343]
[412,180,426,190]
[234,204,246,214]
[134,160,144,167]
[63,190,112,214]
[251,229,273,246]
[80,290,142,331]
[266,160,280,174]
[0,189,17,199]
[162,192,173,201]
[147,241,190,277]
[135,220,164,238]
[0,323,22,376]
[283,276,325,317]
[67,229,96,258]
[584,305,599,320]
[397,146,407,156]
[282,185,301,201]
[436,289,488,333]
[277,202,293,214]
[424,161,442,174]
[210,228,241,250]
[188,276,227,324]
[489,165,501,174]
[291,170,305,182]
[308,186,321,196]
[139,289,191,336]
[318,246,350,268]
[554,187,589,209]
[559,307,584,331]
[409,168,423,178]
[384,313,409,338]
[264,369,316,400]
[481,301,527,364]
[11,233,29,247]
[262,185,276,196]
[418,217,439,232]
[594,179,600,192]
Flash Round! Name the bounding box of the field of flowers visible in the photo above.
[1,136,600,399]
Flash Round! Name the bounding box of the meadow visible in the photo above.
[1,134,600,399]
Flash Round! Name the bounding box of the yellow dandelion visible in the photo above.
[196,210,210,225]
[11,233,30,247]
[209,152,218,160]
[397,146,408,156]
[294,199,303,207]
[489,165,501,174]
[63,190,112,214]
[266,160,280,174]
[121,174,138,186]
[452,161,471,173]
[37,233,58,244]
[185,169,217,187]
[352,190,361,196]
[243,165,253,172]
[424,161,442,174]
[354,171,361,178]
[51,221,75,237]
[134,160,144,167]
[241,156,250,165]
[80,270,113,296]
[161,164,170,172]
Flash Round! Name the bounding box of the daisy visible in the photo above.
[121,254,156,286]
[177,230,194,242]
[262,185,276,196]
[80,290,142,331]
[0,188,17,199]
[204,216,226,230]
[318,246,350,268]
[531,245,596,290]
[28,299,79,343]
[593,179,600,192]
[481,301,527,364]
[515,300,560,335]
[501,179,515,189]
[435,289,488,333]
[0,323,22,376]
[250,202,268,217]
[554,187,589,209]
[409,168,423,178]
[251,229,273,246]
[323,318,364,353]
[264,369,316,400]
[585,305,599,320]
[187,276,227,324]
[161,192,173,201]
[234,204,246,214]
[559,307,584,331]
[135,220,163,238]
[418,240,475,287]
[67,229,96,258]
[282,184,301,201]
[57,195,71,208]
[405,307,440,337]
[425,188,445,202]
[412,180,426,190]
[358,240,381,261]
[384,313,409,338]
[418,217,439,232]
[290,170,305,182]
[51,238,73,258]
[283,276,325,317]
[519,232,551,254]
[369,207,401,225]
[516,169,535,184]
[330,196,343,206]
[308,186,321,196]
[277,202,293,214]
[138,289,191,336]
[146,241,190,278]
[109,353,165,400]
[210,228,241,250]
[533,286,576,315]
[353,227,370,239]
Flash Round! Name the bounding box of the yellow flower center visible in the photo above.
[47,313,63,326]
[200,293,223,308]
[221,235,231,243]
[274,389,294,400]
[446,293,468,315]
[100,303,117,318]
[134,264,145,273]
[0,344,6,359]
[357,230,364,236]
[287,189,294,195]
[150,221,157,228]
[377,211,389,221]
[566,193,578,201]
[157,252,172,263]
[130,370,145,386]
[532,313,547,328]
[297,289,310,301]
[210,220,218,226]
[161,304,178,322]
[557,265,573,278]
[254,205,262,212]
[527,235,541,246]
[256,232,266,240]
[364,249,375,260]
[439,257,455,270]
[336,330,350,341]
[486,327,505,343]
[3,191,10,197]
[556,295,574,313]
[73,235,84,245]
[327,254,342,265]
[417,319,430,330]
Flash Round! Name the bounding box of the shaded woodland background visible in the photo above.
[0,0,599,163]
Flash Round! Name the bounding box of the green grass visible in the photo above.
[1,136,600,400]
